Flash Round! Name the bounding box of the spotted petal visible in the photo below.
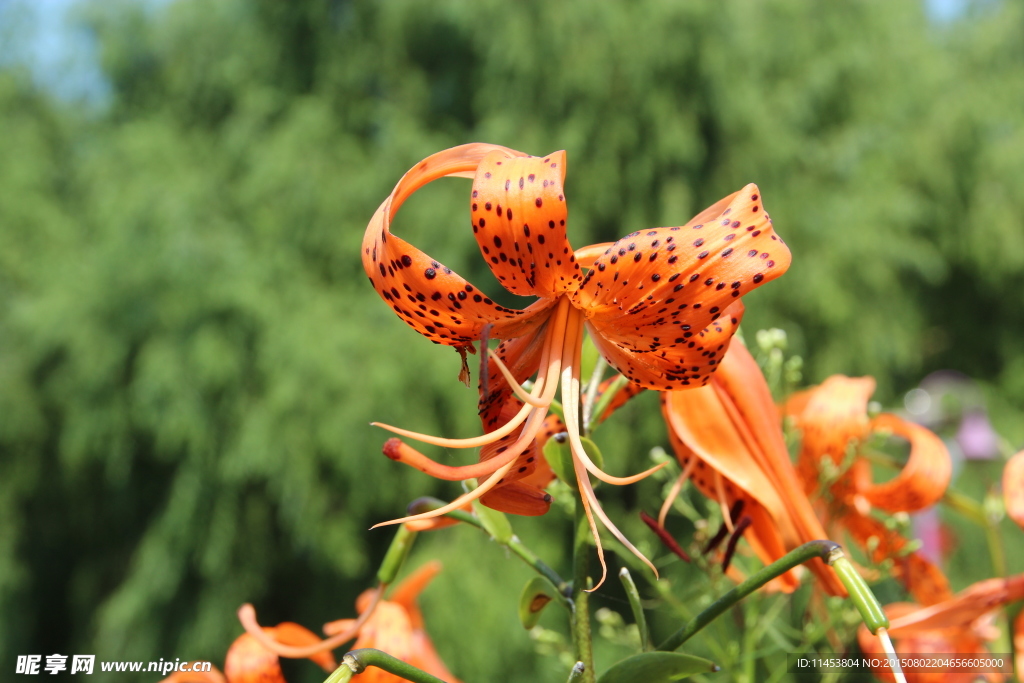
[571,184,790,390]
[363,144,556,349]
[856,413,952,513]
[785,375,876,495]
[587,301,745,391]
[471,150,581,298]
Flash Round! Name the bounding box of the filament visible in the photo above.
[657,457,697,528]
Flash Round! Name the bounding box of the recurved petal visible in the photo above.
[363,145,555,349]
[858,414,952,513]
[571,184,790,388]
[587,301,744,391]
[786,375,876,493]
[887,573,1024,636]
[471,150,581,297]
[223,632,285,683]
[1003,449,1024,530]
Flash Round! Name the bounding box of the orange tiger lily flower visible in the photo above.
[323,561,462,683]
[1003,449,1024,531]
[659,341,846,595]
[785,375,953,603]
[857,573,1024,683]
[159,622,334,683]
[363,143,791,582]
[182,564,460,683]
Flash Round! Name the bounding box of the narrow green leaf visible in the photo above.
[597,652,718,683]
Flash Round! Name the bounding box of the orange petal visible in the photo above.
[586,301,744,391]
[710,342,847,595]
[859,414,952,513]
[389,561,443,628]
[480,480,552,515]
[857,604,991,683]
[898,552,954,607]
[270,623,336,672]
[1002,449,1024,530]
[785,374,876,495]
[363,144,555,349]
[223,633,286,683]
[471,150,581,298]
[408,630,464,683]
[662,390,801,592]
[160,668,226,683]
[479,327,549,432]
[572,184,790,389]
[887,573,1024,636]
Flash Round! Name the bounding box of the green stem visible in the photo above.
[377,524,418,585]
[328,649,448,683]
[509,535,572,599]
[657,541,839,651]
[581,356,607,433]
[943,490,1006,576]
[407,497,569,595]
[618,567,649,651]
[572,496,596,683]
[586,374,630,433]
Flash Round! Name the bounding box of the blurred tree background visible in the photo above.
[1,0,1023,681]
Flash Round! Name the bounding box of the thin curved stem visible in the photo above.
[331,649,449,683]
[657,541,840,652]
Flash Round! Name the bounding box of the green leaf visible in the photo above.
[597,652,718,683]
[472,500,513,545]
[542,434,604,490]
[518,575,560,629]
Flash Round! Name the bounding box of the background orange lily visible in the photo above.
[164,563,458,683]
[857,573,1024,683]
[785,375,953,603]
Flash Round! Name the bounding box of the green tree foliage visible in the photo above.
[2,0,1023,681]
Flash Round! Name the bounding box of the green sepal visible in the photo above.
[518,575,560,629]
[596,652,718,683]
[472,500,513,545]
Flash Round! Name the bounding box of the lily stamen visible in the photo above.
[658,457,697,528]
[715,472,735,533]
[486,347,550,408]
